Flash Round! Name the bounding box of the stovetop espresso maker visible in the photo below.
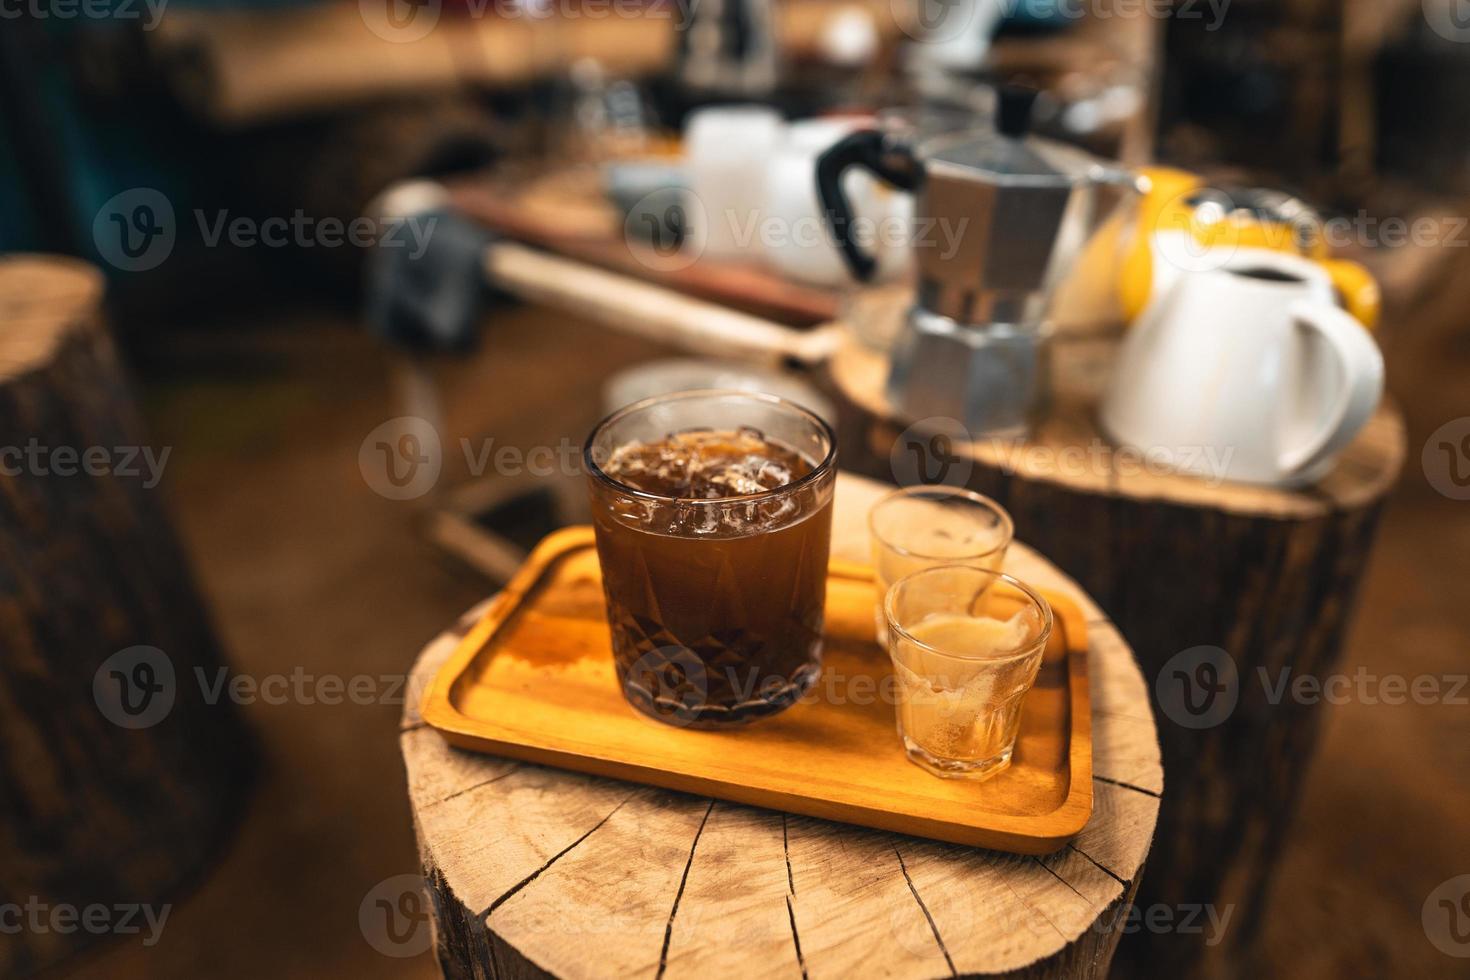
[818,87,1140,436]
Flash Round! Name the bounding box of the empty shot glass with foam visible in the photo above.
[882,565,1051,779]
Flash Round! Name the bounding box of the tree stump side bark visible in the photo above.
[0,256,256,976]
[825,341,1405,974]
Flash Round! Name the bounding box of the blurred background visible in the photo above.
[1,0,1468,977]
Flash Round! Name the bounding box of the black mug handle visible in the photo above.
[816,129,921,283]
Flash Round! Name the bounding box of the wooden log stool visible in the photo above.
[0,256,256,976]
[826,339,1406,971]
[401,474,1162,979]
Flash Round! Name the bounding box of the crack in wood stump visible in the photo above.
[895,847,957,976]
[479,790,638,919]
[656,799,715,980]
[424,763,524,810]
[782,814,795,895]
[784,894,809,980]
[1092,773,1163,798]
[1032,856,1090,904]
[1067,844,1128,887]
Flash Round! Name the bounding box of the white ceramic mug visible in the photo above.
[683,106,784,262]
[1100,249,1383,486]
[762,118,911,287]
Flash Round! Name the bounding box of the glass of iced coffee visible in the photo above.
[584,390,837,728]
[883,565,1051,779]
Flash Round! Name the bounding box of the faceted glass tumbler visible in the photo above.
[584,390,837,729]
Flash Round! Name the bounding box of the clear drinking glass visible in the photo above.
[883,565,1052,779]
[584,390,837,729]
[868,486,1013,645]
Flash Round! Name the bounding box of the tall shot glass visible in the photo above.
[882,565,1052,779]
[868,486,1013,645]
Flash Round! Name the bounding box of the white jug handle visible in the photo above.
[1277,300,1384,478]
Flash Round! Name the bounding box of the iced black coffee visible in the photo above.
[584,391,837,728]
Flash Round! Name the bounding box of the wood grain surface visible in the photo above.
[401,473,1162,978]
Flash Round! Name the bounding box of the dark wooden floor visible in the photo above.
[59,289,1470,979]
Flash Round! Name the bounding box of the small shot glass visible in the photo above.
[883,565,1052,780]
[868,487,1014,646]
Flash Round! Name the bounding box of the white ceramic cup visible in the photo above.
[762,118,911,287]
[1100,249,1383,487]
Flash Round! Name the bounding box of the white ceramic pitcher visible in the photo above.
[1100,249,1383,486]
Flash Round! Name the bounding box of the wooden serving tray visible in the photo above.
[422,527,1093,854]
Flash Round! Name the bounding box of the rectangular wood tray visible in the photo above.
[422,526,1092,854]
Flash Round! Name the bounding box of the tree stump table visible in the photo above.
[400,473,1162,979]
[825,340,1406,972]
[0,256,256,976]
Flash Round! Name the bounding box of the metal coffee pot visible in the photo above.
[818,88,1141,436]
